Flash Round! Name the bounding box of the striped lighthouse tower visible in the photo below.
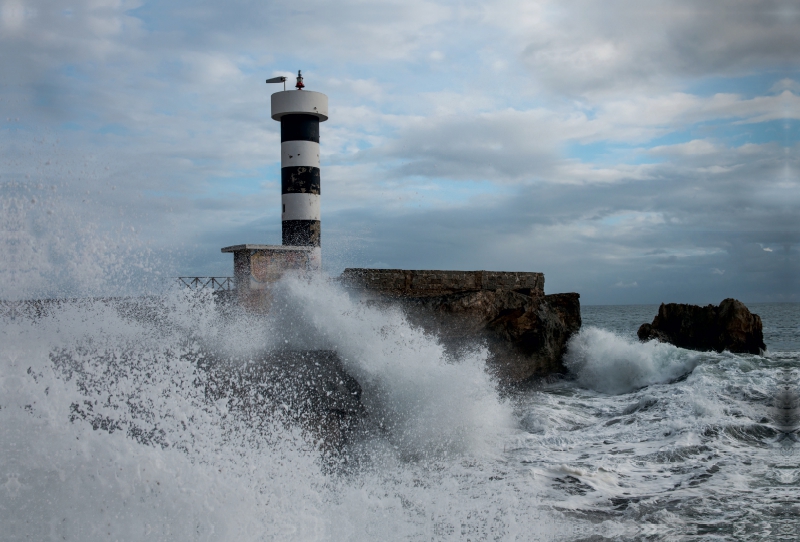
[270,71,328,266]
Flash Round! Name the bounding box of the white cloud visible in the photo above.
[1,0,26,32]
[649,140,720,156]
[181,52,243,85]
[515,0,800,97]
[771,78,800,93]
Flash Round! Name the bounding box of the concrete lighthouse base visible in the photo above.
[221,244,319,310]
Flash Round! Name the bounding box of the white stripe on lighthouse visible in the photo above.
[281,140,320,169]
[281,193,321,221]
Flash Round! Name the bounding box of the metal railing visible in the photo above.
[176,277,235,291]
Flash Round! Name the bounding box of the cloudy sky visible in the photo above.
[2,0,798,303]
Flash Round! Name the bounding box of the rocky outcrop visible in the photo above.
[449,290,581,384]
[340,268,580,385]
[637,298,765,354]
[358,287,581,385]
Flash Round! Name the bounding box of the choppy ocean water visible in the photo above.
[1,279,798,541]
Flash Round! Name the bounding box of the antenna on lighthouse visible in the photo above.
[265,71,306,91]
[266,75,288,90]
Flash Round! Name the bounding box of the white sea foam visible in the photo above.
[564,326,704,395]
[2,291,793,539]
[2,299,328,541]
[270,275,515,458]
[1,277,522,540]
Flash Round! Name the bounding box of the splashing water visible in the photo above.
[6,284,796,540]
[2,182,798,540]
[564,327,703,395]
[2,276,542,541]
[271,276,514,458]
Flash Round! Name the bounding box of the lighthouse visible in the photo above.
[272,71,328,256]
[220,71,327,308]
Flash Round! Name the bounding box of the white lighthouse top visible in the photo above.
[271,90,328,121]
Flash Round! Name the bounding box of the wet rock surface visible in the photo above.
[339,268,581,385]
[371,289,582,385]
[637,298,766,354]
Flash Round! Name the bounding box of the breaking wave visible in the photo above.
[1,274,516,540]
[564,326,704,394]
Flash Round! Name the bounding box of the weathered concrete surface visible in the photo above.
[637,298,766,354]
[341,270,580,385]
[221,244,316,311]
[339,268,544,297]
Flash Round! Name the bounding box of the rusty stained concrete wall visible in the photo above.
[222,245,315,311]
[339,268,545,297]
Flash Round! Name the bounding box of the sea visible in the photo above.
[1,277,798,541]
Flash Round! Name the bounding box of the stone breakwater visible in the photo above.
[340,269,580,385]
[339,268,545,297]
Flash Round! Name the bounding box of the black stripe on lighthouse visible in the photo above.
[281,114,319,143]
[283,220,321,246]
[281,113,321,247]
[281,167,320,194]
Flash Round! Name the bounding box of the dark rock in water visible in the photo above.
[637,299,766,354]
[376,289,581,385]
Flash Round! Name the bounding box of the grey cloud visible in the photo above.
[520,0,800,97]
[356,91,796,187]
[320,138,798,303]
[365,110,563,182]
